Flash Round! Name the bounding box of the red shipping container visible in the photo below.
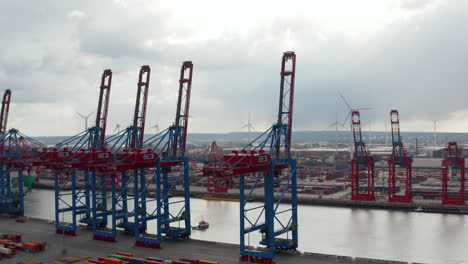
[179,258,198,264]
[103,258,122,264]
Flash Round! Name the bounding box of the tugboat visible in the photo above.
[193,220,209,230]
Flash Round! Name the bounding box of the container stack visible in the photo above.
[82,252,220,264]
[0,233,46,258]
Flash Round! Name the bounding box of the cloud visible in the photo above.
[0,0,467,137]
[68,10,86,20]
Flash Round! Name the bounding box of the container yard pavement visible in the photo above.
[1,217,354,264]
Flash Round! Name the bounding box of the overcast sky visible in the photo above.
[1,0,467,136]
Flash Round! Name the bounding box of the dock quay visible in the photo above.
[0,216,425,264]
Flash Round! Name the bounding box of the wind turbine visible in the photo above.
[241,112,256,147]
[326,112,340,175]
[150,122,160,134]
[113,124,121,134]
[338,92,372,127]
[76,111,94,130]
[338,92,372,158]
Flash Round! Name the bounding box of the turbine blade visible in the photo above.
[338,91,352,111]
[327,122,337,129]
[85,111,95,118]
[76,112,85,119]
[341,112,351,127]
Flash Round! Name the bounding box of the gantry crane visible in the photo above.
[203,52,298,264]
[42,69,113,236]
[91,65,153,242]
[441,142,465,205]
[135,61,194,248]
[350,111,375,201]
[388,110,413,203]
[0,89,46,215]
[0,89,19,214]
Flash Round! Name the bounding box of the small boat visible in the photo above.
[193,220,209,230]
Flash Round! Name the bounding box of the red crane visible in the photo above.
[205,141,234,192]
[350,111,375,201]
[441,142,465,205]
[388,110,413,203]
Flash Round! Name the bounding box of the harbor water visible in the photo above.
[23,189,468,264]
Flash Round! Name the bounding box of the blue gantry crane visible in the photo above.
[135,61,194,248]
[36,69,113,236]
[203,52,298,264]
[0,89,46,215]
[89,65,153,242]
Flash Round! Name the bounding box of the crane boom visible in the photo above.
[93,69,112,149]
[390,110,406,160]
[352,111,367,160]
[172,61,193,156]
[275,51,296,158]
[131,65,151,148]
[0,89,11,135]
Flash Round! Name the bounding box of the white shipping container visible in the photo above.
[0,246,12,255]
